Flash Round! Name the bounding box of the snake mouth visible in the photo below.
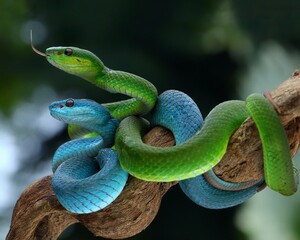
[49,112,63,122]
[50,107,96,124]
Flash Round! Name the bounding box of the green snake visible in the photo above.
[32,44,298,197]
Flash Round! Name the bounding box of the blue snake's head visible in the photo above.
[45,47,108,81]
[49,98,115,128]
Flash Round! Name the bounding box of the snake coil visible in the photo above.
[34,45,298,213]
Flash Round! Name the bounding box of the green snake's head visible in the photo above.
[45,47,107,81]
[49,98,114,128]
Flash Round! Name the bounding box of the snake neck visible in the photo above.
[90,69,158,120]
[84,118,119,147]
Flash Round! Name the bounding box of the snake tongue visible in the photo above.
[30,30,49,57]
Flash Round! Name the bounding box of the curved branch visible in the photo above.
[6,71,300,240]
[214,71,300,182]
[6,128,176,240]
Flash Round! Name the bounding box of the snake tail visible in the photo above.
[179,175,263,209]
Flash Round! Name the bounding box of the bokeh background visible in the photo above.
[1,0,300,239]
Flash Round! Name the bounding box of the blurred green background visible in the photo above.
[1,0,300,239]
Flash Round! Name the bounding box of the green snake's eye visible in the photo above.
[64,48,73,56]
[66,99,74,107]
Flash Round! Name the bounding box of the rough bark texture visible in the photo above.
[6,71,300,240]
[214,71,300,183]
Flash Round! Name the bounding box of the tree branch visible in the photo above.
[6,71,300,240]
[214,71,300,182]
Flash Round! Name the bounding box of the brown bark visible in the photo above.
[214,71,300,183]
[6,71,300,240]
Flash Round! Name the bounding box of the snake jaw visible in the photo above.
[49,99,118,143]
[45,47,106,81]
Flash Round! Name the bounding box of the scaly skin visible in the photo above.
[40,46,297,196]
[45,47,158,120]
[49,98,128,214]
[115,100,248,182]
[150,90,264,209]
[115,94,298,196]
[246,94,297,195]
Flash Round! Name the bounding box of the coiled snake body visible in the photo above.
[36,46,298,213]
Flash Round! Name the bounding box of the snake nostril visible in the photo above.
[59,104,64,108]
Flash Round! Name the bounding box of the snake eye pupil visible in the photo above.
[66,99,74,107]
[64,48,73,56]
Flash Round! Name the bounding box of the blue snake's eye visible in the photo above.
[64,48,73,56]
[66,99,74,107]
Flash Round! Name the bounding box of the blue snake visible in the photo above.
[151,90,263,209]
[50,98,128,213]
[33,45,295,214]
[50,90,264,213]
